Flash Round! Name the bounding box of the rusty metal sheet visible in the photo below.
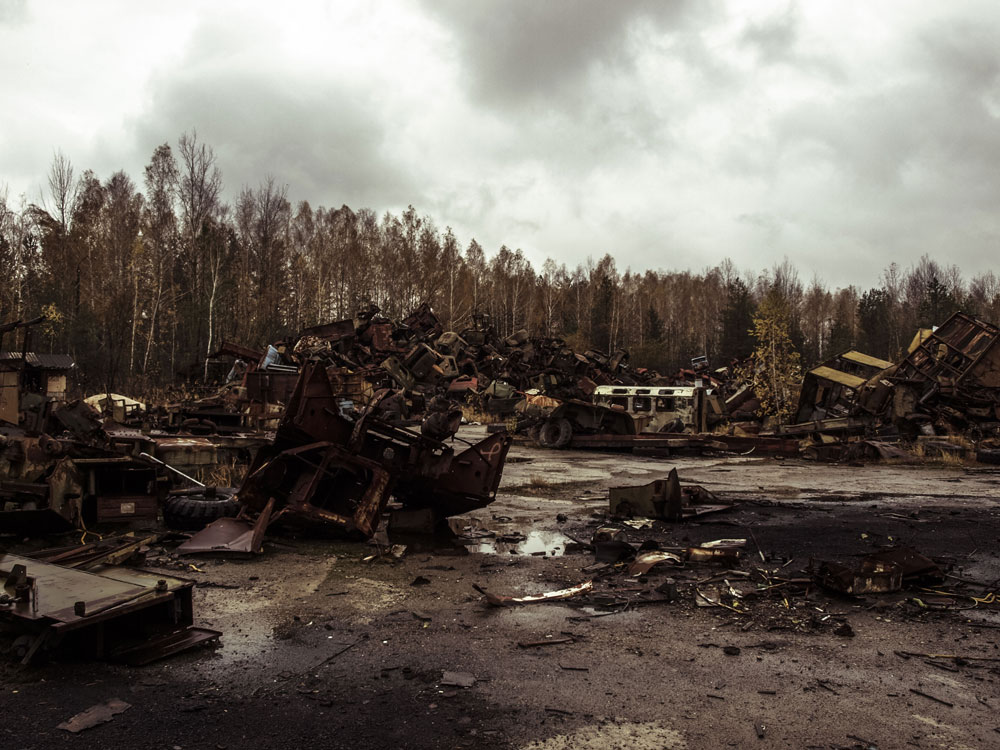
[686,544,742,564]
[111,626,221,666]
[610,468,732,521]
[362,321,396,352]
[0,554,186,625]
[212,341,265,363]
[299,319,356,343]
[177,499,273,555]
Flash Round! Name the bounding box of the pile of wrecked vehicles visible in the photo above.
[0,362,511,665]
[506,311,1000,464]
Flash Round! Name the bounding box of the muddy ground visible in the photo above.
[3,426,1000,749]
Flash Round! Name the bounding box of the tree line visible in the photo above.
[2,132,997,394]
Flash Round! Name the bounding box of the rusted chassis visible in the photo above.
[237,364,512,537]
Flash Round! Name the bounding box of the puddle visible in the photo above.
[463,529,571,556]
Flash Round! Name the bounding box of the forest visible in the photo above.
[2,132,998,394]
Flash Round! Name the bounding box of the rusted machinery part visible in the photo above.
[38,434,66,456]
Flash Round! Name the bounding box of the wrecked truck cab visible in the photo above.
[530,384,727,449]
[592,385,720,434]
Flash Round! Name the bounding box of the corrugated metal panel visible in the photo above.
[808,365,867,390]
[0,352,75,369]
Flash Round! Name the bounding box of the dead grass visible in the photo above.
[461,405,492,423]
[912,434,975,466]
[526,473,552,488]
[203,459,247,488]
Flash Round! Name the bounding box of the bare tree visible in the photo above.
[177,131,223,372]
[46,150,77,233]
[141,143,179,374]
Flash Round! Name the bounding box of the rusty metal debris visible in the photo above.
[610,468,732,521]
[628,551,682,576]
[815,546,942,595]
[687,539,745,565]
[30,532,160,569]
[231,363,511,539]
[779,313,1000,460]
[176,498,275,556]
[191,302,673,435]
[817,559,902,594]
[0,552,219,664]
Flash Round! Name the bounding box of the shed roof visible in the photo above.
[0,352,75,370]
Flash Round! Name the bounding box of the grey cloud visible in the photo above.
[124,57,416,212]
[422,0,706,108]
[740,4,799,64]
[0,0,28,26]
[738,4,844,81]
[738,212,783,244]
[917,18,1000,91]
[773,13,1000,200]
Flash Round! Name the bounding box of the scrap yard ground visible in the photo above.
[3,427,1000,750]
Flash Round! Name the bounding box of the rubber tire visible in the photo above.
[538,418,573,449]
[163,492,242,531]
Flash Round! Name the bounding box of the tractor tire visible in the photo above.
[538,418,573,449]
[163,489,241,531]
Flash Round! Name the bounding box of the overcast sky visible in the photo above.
[2,0,999,289]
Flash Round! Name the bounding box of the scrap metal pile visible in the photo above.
[198,303,672,426]
[0,388,262,535]
[1,359,515,665]
[160,308,1000,463]
[782,312,1000,460]
[179,362,512,553]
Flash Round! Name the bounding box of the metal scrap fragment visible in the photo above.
[473,580,593,606]
[57,699,131,733]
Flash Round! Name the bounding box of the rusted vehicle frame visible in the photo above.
[240,442,392,538]
[236,363,512,536]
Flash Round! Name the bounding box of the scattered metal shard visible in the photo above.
[473,580,593,606]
